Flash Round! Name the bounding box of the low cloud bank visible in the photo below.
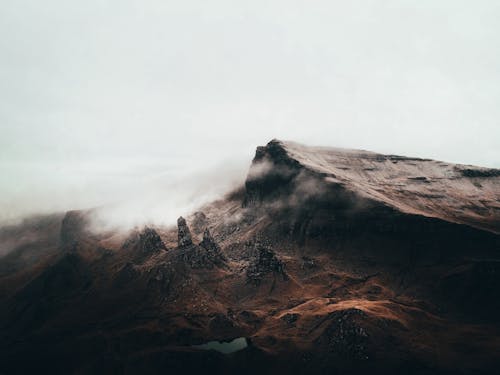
[0,157,249,230]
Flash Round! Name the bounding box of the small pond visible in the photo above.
[192,337,248,354]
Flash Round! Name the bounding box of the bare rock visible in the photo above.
[199,228,226,266]
[281,313,299,327]
[314,309,369,360]
[177,216,193,248]
[122,227,167,255]
[246,241,288,285]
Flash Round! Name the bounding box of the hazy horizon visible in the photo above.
[1,1,500,225]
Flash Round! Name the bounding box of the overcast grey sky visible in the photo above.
[1,0,499,224]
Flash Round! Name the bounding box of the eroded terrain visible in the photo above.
[1,140,499,374]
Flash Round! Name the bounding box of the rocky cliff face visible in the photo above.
[243,139,303,206]
[244,139,500,234]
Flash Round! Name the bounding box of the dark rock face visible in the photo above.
[199,228,226,266]
[246,241,287,285]
[314,309,369,360]
[179,246,219,269]
[122,227,166,255]
[175,223,226,269]
[179,244,226,270]
[177,217,193,248]
[180,246,209,269]
[281,313,299,327]
[243,139,302,207]
[458,167,500,178]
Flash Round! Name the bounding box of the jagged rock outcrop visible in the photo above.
[176,218,226,269]
[177,216,193,248]
[199,228,226,266]
[179,245,227,269]
[246,241,287,285]
[122,227,167,255]
[314,309,369,360]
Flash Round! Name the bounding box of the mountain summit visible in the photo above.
[245,139,500,232]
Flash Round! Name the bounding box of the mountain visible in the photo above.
[0,139,499,375]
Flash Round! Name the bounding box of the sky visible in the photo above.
[1,0,499,225]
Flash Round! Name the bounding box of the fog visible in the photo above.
[1,1,500,226]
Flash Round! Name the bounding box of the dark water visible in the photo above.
[192,337,248,354]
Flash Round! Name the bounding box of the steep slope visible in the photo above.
[246,139,500,233]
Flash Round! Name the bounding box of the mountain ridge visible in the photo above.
[0,139,499,375]
[246,139,500,233]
